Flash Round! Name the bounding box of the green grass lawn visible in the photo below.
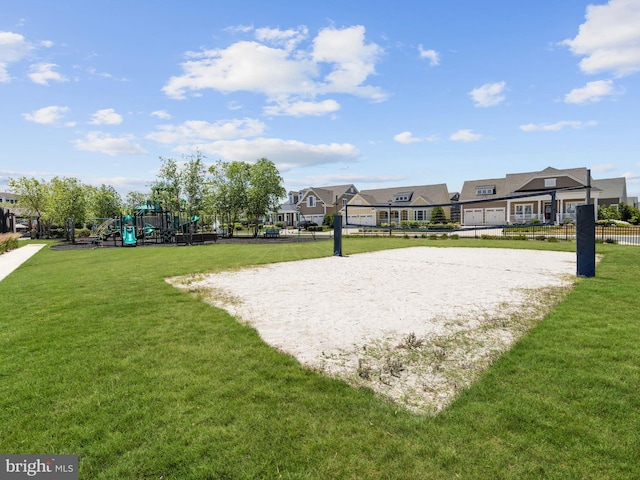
[1,238,639,479]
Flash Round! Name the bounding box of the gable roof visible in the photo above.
[299,184,358,205]
[593,177,627,202]
[460,167,599,202]
[357,184,450,206]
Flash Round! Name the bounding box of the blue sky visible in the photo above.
[1,0,639,199]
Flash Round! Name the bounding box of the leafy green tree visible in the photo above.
[246,158,286,237]
[124,191,150,215]
[430,206,447,224]
[8,177,50,238]
[181,152,207,219]
[48,176,88,242]
[151,157,182,213]
[208,160,250,236]
[88,184,122,220]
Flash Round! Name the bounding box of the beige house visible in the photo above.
[459,166,628,226]
[277,184,359,227]
[342,184,450,227]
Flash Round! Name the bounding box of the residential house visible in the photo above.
[0,192,18,205]
[458,166,628,226]
[342,184,450,226]
[277,184,359,227]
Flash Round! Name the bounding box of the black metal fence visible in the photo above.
[496,224,640,245]
[345,223,640,245]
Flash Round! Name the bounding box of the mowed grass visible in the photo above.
[1,237,639,479]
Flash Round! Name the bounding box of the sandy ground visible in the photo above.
[169,246,576,414]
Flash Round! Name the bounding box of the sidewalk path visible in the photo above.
[0,244,47,282]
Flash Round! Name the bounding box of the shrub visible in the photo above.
[430,206,447,224]
[0,233,20,254]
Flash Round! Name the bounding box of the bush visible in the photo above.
[430,206,447,224]
[0,233,20,254]
[76,228,91,238]
[322,213,334,228]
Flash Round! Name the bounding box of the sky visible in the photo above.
[1,0,639,199]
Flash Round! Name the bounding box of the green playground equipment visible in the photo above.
[91,200,205,247]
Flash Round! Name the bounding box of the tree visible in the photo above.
[48,176,88,242]
[124,191,150,215]
[430,206,447,224]
[8,177,50,238]
[208,160,250,236]
[246,158,286,236]
[181,152,207,218]
[151,157,182,213]
[88,184,122,220]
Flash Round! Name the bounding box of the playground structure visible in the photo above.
[92,201,203,247]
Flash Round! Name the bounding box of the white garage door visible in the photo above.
[464,209,483,225]
[484,208,505,225]
[347,214,374,226]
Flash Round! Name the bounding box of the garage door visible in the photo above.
[464,209,483,225]
[484,208,505,225]
[347,214,374,226]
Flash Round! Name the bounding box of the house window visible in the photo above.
[415,210,426,221]
[565,202,579,214]
[545,178,557,188]
[476,185,495,195]
[342,198,347,206]
[307,196,316,207]
[515,204,533,220]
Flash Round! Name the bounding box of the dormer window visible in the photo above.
[476,185,495,195]
[393,192,413,202]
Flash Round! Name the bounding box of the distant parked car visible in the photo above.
[298,220,318,230]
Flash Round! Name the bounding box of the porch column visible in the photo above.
[506,199,511,223]
[537,199,542,221]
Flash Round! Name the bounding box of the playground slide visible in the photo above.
[122,226,137,246]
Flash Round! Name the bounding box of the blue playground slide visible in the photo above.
[122,215,137,246]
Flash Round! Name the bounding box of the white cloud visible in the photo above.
[151,110,172,120]
[469,81,506,107]
[147,118,266,144]
[73,132,148,156]
[224,24,254,34]
[263,99,340,117]
[418,45,440,66]
[562,0,640,77]
[22,105,74,126]
[163,41,317,99]
[564,79,623,104]
[519,120,597,132]
[255,26,308,51]
[186,138,360,170]
[450,129,483,142]
[40,40,54,48]
[89,108,123,125]
[393,131,423,144]
[590,163,617,173]
[312,26,386,100]
[28,62,68,85]
[0,31,32,82]
[163,24,387,108]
